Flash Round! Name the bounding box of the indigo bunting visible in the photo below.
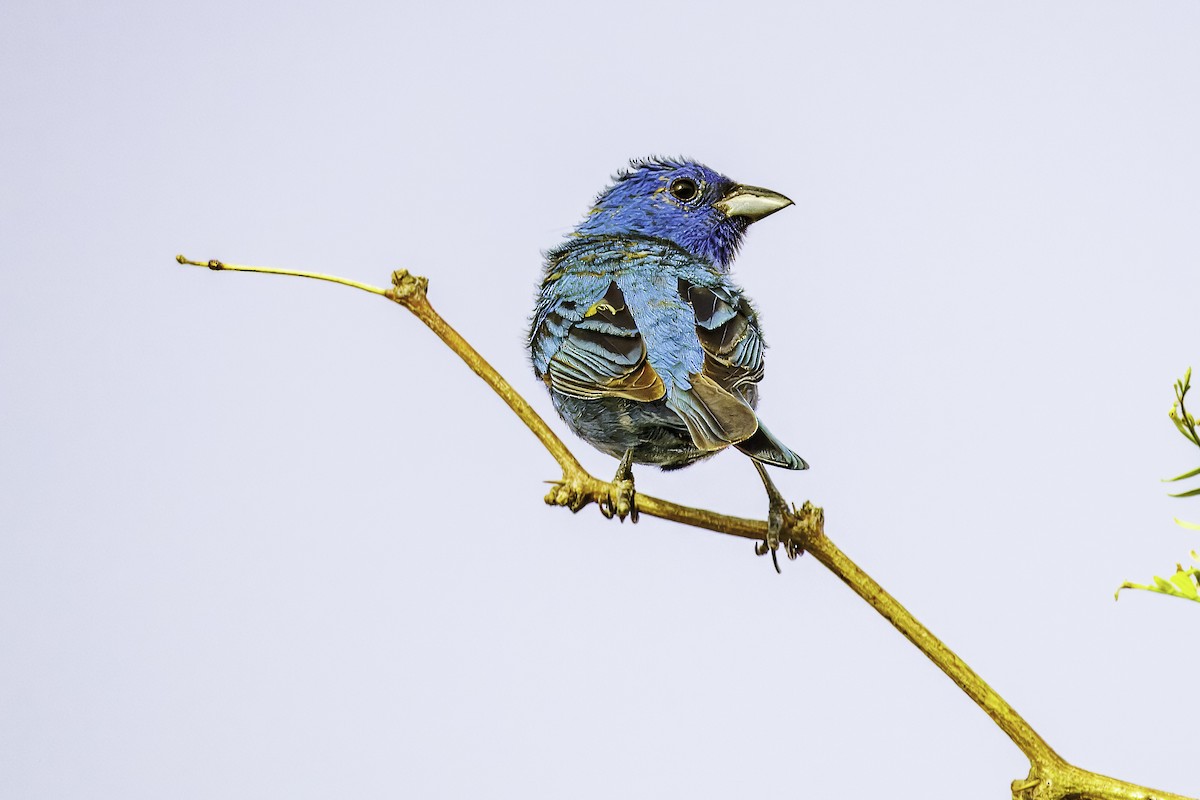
[530,157,806,566]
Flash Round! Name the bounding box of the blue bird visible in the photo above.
[529,157,806,567]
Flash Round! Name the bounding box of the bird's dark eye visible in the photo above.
[669,178,699,202]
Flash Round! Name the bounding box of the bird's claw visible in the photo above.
[752,463,805,573]
[544,473,593,513]
[599,476,638,522]
[753,504,805,571]
[600,449,639,523]
[544,451,639,523]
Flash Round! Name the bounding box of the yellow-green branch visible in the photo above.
[178,254,1195,800]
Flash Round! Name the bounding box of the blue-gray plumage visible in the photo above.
[529,158,807,490]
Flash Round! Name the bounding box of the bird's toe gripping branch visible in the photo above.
[754,503,804,571]
[756,498,823,567]
[544,472,604,515]
[752,461,810,572]
[544,471,592,514]
[604,450,639,523]
[544,452,639,524]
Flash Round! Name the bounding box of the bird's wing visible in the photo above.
[679,280,765,397]
[680,278,808,469]
[531,277,665,402]
[664,371,759,452]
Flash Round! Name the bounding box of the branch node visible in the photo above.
[175,254,228,271]
[387,269,429,306]
[778,499,824,559]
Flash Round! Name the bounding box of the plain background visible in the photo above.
[2,1,1197,797]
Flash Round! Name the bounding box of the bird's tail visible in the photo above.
[735,420,808,470]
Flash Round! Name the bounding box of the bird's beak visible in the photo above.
[714,184,794,222]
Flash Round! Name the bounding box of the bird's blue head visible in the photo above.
[573,157,792,270]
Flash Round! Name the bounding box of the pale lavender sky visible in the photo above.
[2,1,1198,797]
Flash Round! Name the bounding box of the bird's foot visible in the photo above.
[544,471,597,514]
[601,449,639,523]
[544,451,638,523]
[752,462,805,573]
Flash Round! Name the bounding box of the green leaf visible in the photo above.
[1167,485,1200,498]
[1163,465,1200,482]
[1169,569,1200,599]
[1115,570,1200,603]
[1174,517,1200,530]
